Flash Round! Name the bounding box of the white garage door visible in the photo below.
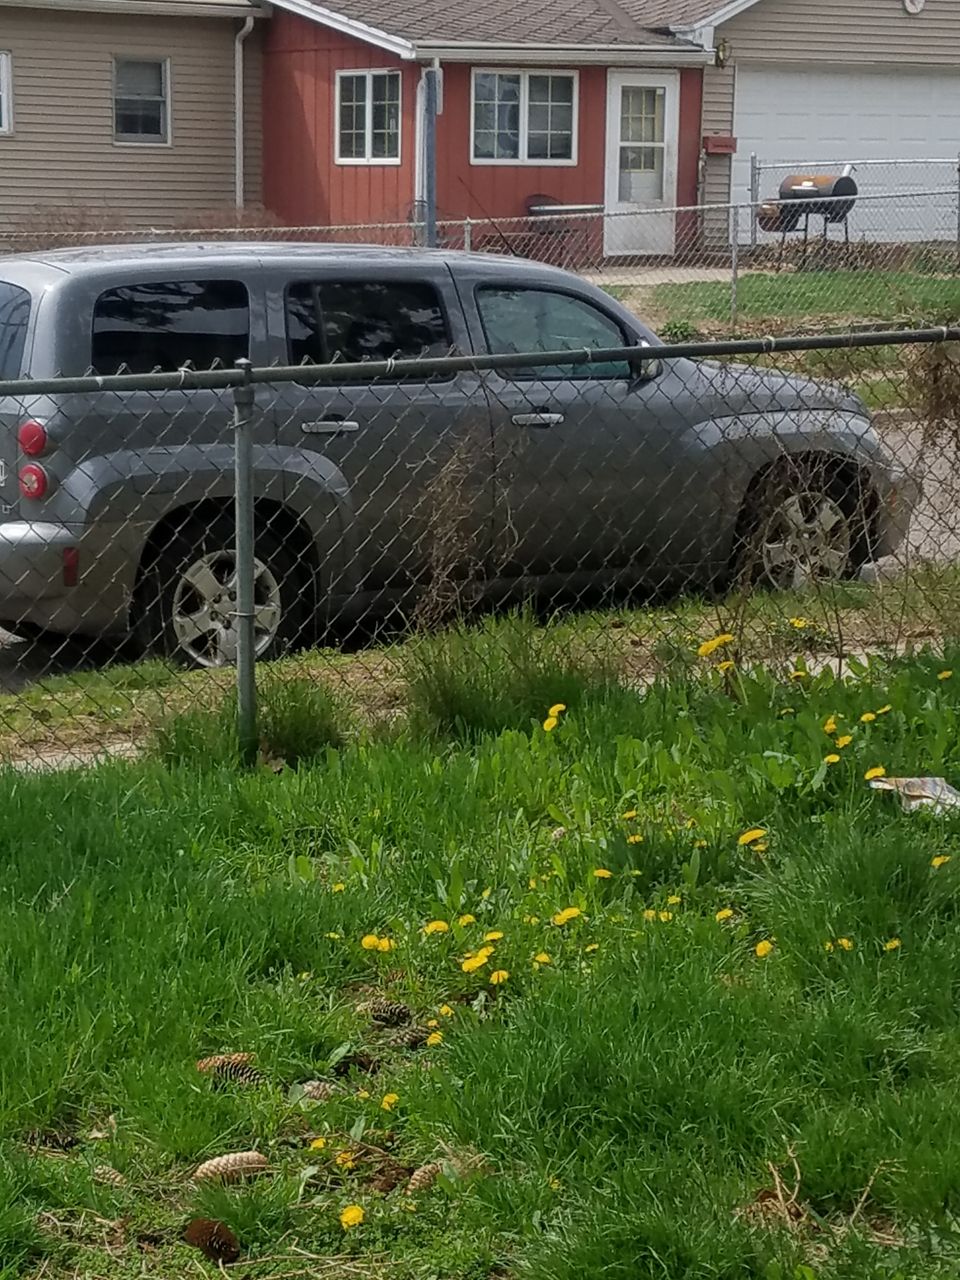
[733,64,960,243]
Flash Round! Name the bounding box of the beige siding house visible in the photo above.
[0,0,265,233]
[652,0,960,225]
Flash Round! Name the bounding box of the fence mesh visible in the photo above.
[0,307,958,768]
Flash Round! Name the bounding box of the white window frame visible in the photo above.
[335,68,402,166]
[113,56,171,147]
[470,68,579,167]
[0,53,13,136]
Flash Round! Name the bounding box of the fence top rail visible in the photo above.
[0,327,956,399]
[0,187,955,247]
[756,157,960,171]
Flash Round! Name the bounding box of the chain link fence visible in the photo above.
[0,313,959,768]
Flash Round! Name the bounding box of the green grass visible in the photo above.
[650,270,960,325]
[5,626,960,1278]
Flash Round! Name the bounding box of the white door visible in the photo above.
[733,64,960,243]
[604,71,679,257]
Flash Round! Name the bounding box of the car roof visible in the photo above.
[0,241,557,278]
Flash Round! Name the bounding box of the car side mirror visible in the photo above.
[628,342,662,383]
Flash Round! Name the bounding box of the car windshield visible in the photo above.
[0,282,30,379]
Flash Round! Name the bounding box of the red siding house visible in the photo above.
[262,0,711,257]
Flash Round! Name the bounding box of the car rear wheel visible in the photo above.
[140,517,307,668]
[736,461,873,591]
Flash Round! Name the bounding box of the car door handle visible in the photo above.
[512,412,565,427]
[300,419,360,435]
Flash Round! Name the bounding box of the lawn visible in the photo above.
[4,617,960,1280]
[648,270,960,327]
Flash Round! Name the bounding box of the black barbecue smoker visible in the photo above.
[757,166,858,267]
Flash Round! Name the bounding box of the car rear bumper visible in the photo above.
[0,521,137,635]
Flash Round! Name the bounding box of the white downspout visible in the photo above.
[235,15,255,209]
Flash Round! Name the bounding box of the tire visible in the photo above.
[734,458,874,592]
[137,515,308,668]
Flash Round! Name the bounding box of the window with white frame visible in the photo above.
[336,70,401,164]
[0,53,12,135]
[114,57,169,143]
[472,70,577,164]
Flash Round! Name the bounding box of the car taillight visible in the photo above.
[17,420,47,457]
[18,464,49,499]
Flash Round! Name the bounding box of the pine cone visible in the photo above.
[300,1079,339,1101]
[405,1161,442,1196]
[361,997,412,1027]
[195,1053,264,1087]
[193,1151,269,1183]
[93,1165,126,1187]
[183,1218,240,1263]
[389,1025,429,1050]
[368,1159,413,1193]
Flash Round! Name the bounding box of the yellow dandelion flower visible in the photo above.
[622,809,638,820]
[552,906,582,926]
[439,1004,454,1017]
[422,920,450,935]
[738,827,767,847]
[939,670,953,680]
[426,1031,443,1046]
[860,712,877,723]
[627,834,644,844]
[837,937,854,951]
[461,954,487,973]
[878,705,893,715]
[548,703,567,717]
[381,1093,399,1111]
[481,887,492,899]
[717,659,736,673]
[426,1018,439,1028]
[325,932,341,940]
[377,937,394,953]
[339,1204,364,1230]
[789,670,807,680]
[360,934,380,951]
[458,913,476,926]
[836,734,853,748]
[593,868,613,879]
[490,969,509,985]
[543,716,559,732]
[524,914,541,925]
[332,882,346,893]
[534,952,552,965]
[336,1150,357,1168]
[658,911,673,922]
[823,716,838,735]
[789,616,808,629]
[824,940,834,952]
[584,943,599,953]
[884,938,901,951]
[310,1137,327,1150]
[528,876,538,889]
[694,839,708,849]
[483,930,504,942]
[824,753,841,765]
[667,894,682,906]
[355,1090,370,1102]
[752,842,769,853]
[932,855,951,868]
[697,632,734,658]
[755,939,774,958]
[864,766,886,781]
[643,909,657,921]
[715,908,734,922]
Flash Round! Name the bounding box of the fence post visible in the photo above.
[463,216,472,253]
[232,358,258,767]
[730,204,740,333]
[956,151,960,268]
[749,152,760,250]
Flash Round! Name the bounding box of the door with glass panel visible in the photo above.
[603,72,678,256]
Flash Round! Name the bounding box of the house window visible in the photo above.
[336,70,401,164]
[472,70,577,164]
[0,53,12,134]
[114,58,169,143]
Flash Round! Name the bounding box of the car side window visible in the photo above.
[286,280,452,377]
[476,286,631,379]
[91,280,249,374]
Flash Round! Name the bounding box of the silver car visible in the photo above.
[0,243,917,666]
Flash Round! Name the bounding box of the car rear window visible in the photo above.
[286,280,451,374]
[0,282,31,379]
[91,279,249,374]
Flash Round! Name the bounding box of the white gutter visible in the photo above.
[235,14,255,208]
[4,0,262,15]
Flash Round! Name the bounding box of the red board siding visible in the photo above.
[262,12,416,227]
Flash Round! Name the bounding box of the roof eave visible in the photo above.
[671,0,763,41]
[414,42,713,64]
[1,0,265,14]
[269,0,416,55]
